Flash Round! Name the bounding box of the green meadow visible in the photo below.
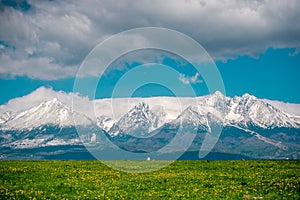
[0,160,299,199]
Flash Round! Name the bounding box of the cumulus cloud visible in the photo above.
[0,0,299,79]
[179,72,203,84]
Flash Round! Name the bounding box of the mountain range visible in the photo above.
[0,88,299,160]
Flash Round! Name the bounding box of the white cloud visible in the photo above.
[179,72,203,85]
[262,99,300,116]
[0,53,77,79]
[0,0,299,79]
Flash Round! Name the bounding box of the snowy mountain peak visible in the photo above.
[178,106,203,121]
[133,102,149,111]
[39,98,65,110]
[206,91,227,102]
[108,102,160,137]
[200,91,229,113]
[1,99,93,130]
[180,106,201,117]
[175,106,209,130]
[226,94,300,129]
[241,93,257,101]
[212,91,225,97]
[126,102,153,121]
[242,93,255,98]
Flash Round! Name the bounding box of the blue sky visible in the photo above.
[0,0,300,104]
[1,47,299,104]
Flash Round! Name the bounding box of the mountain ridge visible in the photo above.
[0,90,299,159]
[1,91,300,133]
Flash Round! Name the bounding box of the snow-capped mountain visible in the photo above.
[198,91,230,114]
[175,106,209,131]
[0,98,99,149]
[0,88,299,159]
[95,92,300,136]
[1,98,93,131]
[108,102,162,137]
[225,93,300,129]
[1,92,300,135]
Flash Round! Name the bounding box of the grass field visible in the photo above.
[0,160,299,199]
